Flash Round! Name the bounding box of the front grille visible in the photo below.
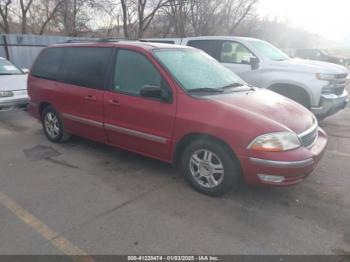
[333,74,348,95]
[299,124,318,148]
[335,74,348,79]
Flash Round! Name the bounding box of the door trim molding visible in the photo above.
[104,124,167,144]
[62,113,103,128]
[62,113,167,144]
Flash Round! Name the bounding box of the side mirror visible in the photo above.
[22,68,29,74]
[250,57,260,70]
[140,85,169,102]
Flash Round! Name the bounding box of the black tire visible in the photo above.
[41,106,70,143]
[181,139,241,196]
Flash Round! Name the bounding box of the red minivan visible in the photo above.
[28,41,328,196]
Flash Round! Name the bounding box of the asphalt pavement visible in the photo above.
[0,104,349,255]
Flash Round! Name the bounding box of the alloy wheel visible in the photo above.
[44,112,60,139]
[189,149,225,188]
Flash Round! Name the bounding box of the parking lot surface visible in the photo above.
[0,104,350,255]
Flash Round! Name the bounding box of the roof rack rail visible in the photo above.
[97,38,126,42]
[65,38,127,43]
[65,39,95,43]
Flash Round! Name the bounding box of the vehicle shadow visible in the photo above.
[58,134,300,204]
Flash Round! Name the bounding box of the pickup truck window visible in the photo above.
[221,42,256,64]
[187,40,222,61]
[154,49,244,92]
[247,40,289,61]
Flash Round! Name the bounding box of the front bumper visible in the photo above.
[0,97,29,111]
[311,90,348,118]
[241,128,328,186]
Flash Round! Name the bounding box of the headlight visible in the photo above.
[248,132,301,152]
[316,73,335,81]
[0,91,14,97]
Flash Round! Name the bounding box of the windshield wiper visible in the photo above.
[188,88,224,93]
[220,83,245,89]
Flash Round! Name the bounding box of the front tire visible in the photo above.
[42,106,70,143]
[181,139,241,196]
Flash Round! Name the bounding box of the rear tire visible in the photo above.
[181,139,241,196]
[42,106,70,143]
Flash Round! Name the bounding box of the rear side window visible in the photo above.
[113,49,162,96]
[61,47,113,89]
[31,48,64,80]
[187,40,222,61]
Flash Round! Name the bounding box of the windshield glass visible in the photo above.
[247,40,289,61]
[0,59,23,75]
[153,49,245,92]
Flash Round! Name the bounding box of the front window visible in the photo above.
[153,49,245,92]
[0,59,23,75]
[247,40,289,61]
[113,49,162,95]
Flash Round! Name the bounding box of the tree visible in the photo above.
[38,0,66,35]
[28,0,67,35]
[120,0,129,38]
[0,0,12,33]
[221,0,258,35]
[59,0,96,36]
[162,0,189,37]
[120,0,170,39]
[19,0,34,33]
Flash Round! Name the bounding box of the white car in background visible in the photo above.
[0,57,29,111]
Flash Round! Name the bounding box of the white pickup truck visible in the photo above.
[141,36,349,119]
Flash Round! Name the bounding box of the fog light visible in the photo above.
[258,174,285,183]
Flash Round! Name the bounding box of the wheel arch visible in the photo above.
[39,102,52,118]
[173,133,239,168]
[268,83,312,109]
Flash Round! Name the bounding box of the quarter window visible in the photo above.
[113,50,162,96]
[31,48,64,80]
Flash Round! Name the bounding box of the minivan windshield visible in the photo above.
[153,49,245,92]
[247,40,290,61]
[0,59,23,75]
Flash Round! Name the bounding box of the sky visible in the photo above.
[258,0,350,45]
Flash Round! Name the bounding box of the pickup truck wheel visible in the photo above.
[181,140,241,196]
[42,106,70,143]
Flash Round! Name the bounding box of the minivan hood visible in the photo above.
[0,74,28,91]
[272,58,349,74]
[211,88,315,135]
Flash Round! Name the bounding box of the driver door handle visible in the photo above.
[85,95,97,102]
[109,99,120,106]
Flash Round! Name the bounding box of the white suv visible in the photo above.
[141,36,349,119]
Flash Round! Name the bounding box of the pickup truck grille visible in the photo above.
[299,123,318,148]
[333,74,349,95]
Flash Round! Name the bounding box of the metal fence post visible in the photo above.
[2,34,10,61]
